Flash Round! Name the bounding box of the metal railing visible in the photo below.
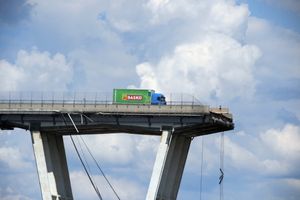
[0,91,204,106]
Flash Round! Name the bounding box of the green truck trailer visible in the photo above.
[113,89,166,105]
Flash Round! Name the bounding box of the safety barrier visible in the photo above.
[0,91,204,106]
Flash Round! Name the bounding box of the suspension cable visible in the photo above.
[79,135,121,200]
[199,136,204,200]
[79,113,121,200]
[66,113,121,200]
[219,132,224,200]
[61,113,103,200]
[70,135,103,200]
[75,134,94,183]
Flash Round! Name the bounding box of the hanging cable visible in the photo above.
[78,113,121,199]
[66,113,121,200]
[79,135,121,200]
[219,132,224,200]
[62,113,103,200]
[74,134,94,183]
[70,135,103,200]
[199,136,204,200]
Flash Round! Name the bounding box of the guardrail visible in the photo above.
[0,91,204,106]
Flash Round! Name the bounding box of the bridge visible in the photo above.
[0,92,234,200]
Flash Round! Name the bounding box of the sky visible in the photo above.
[0,0,300,199]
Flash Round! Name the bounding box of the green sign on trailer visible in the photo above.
[113,89,153,104]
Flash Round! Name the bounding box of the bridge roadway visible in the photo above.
[0,102,234,200]
[0,102,233,136]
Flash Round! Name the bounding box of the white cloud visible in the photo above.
[260,124,300,161]
[68,48,137,91]
[261,159,291,175]
[136,33,260,101]
[136,63,159,90]
[80,134,136,165]
[224,135,262,171]
[0,60,24,91]
[29,0,147,35]
[207,1,249,38]
[24,0,141,91]
[70,170,145,200]
[184,124,300,179]
[146,0,249,38]
[96,0,150,32]
[246,17,300,80]
[185,135,221,175]
[65,134,159,172]
[23,0,256,95]
[216,124,300,176]
[0,131,42,200]
[132,1,261,102]
[146,0,207,24]
[0,49,73,91]
[0,146,31,169]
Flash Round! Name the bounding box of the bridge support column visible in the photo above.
[31,131,73,200]
[146,127,192,200]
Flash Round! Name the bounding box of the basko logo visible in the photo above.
[123,95,143,101]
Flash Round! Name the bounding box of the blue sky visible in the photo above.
[0,0,300,199]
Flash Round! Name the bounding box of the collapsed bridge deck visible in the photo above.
[0,98,234,200]
[0,103,233,137]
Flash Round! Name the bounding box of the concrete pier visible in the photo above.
[31,131,73,200]
[146,127,192,200]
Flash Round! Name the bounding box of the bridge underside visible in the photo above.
[0,112,233,137]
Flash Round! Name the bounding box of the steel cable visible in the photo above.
[199,137,204,200]
[219,132,224,200]
[61,113,103,200]
[79,135,121,200]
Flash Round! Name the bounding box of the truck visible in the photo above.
[113,89,166,105]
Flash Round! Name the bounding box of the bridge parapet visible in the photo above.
[0,102,210,114]
[0,91,204,106]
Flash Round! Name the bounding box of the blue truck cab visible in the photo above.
[151,93,167,105]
